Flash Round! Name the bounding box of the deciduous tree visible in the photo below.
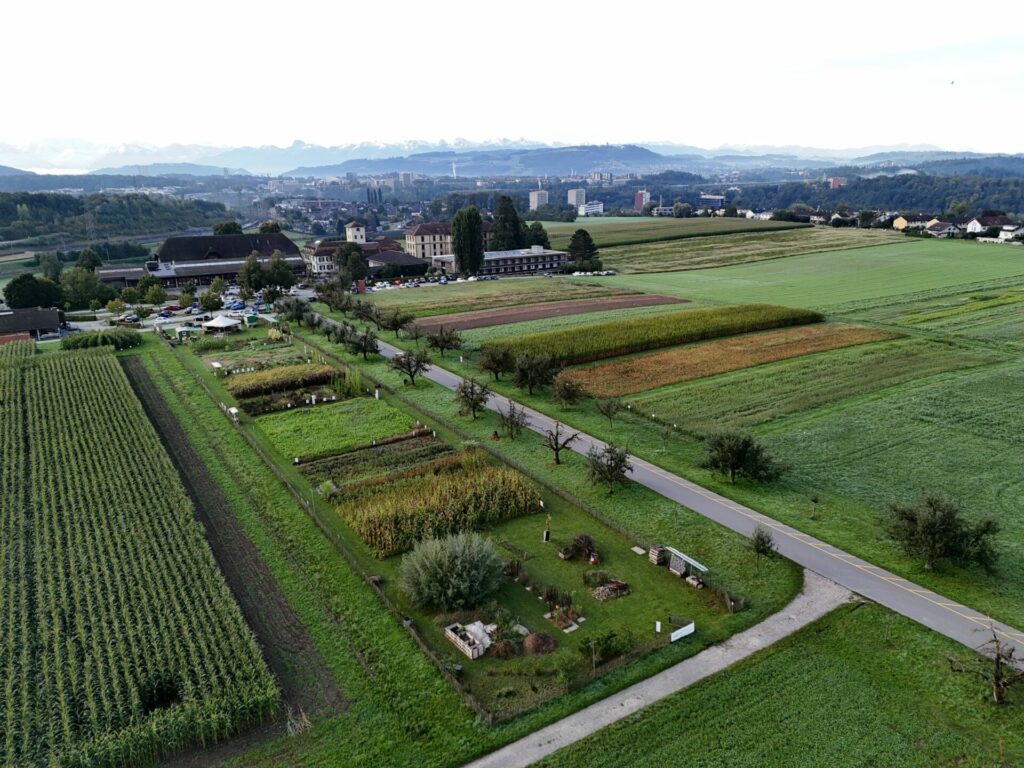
[3,273,62,309]
[455,377,491,419]
[513,351,558,395]
[478,346,515,381]
[426,325,462,357]
[552,372,586,408]
[700,431,786,484]
[543,421,579,465]
[888,493,999,572]
[390,349,431,386]
[947,626,1024,704]
[213,221,243,235]
[586,443,633,494]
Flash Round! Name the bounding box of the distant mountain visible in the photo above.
[90,162,251,177]
[203,139,553,175]
[0,164,31,176]
[717,143,944,161]
[285,144,687,178]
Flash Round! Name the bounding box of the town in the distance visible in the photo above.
[3,9,1024,768]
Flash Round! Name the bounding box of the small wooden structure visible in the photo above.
[666,547,708,582]
[445,622,490,660]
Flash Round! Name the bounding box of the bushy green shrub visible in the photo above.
[480,304,823,365]
[400,532,505,611]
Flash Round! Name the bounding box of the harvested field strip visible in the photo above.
[567,324,898,398]
[481,304,823,365]
[416,294,685,332]
[628,337,1003,434]
[362,278,635,318]
[299,434,455,488]
[539,216,805,250]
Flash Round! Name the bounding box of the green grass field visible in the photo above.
[599,226,901,273]
[536,216,805,250]
[538,603,1023,768]
[592,239,1024,311]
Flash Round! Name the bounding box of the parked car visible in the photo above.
[156,311,172,319]
[165,304,181,311]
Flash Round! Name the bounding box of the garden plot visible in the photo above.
[566,323,897,398]
[256,397,414,461]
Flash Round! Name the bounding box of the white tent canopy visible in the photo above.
[202,315,241,330]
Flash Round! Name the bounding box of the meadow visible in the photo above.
[537,603,1023,768]
[599,226,901,273]
[592,239,1024,310]
[536,216,805,250]
[626,337,1003,432]
[565,323,897,398]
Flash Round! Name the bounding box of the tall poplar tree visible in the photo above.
[492,195,524,250]
[451,205,484,274]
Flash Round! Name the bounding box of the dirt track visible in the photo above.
[121,357,345,765]
[416,294,686,331]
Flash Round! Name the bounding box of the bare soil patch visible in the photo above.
[417,294,686,332]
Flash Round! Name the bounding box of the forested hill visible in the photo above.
[733,174,1024,215]
[0,192,227,241]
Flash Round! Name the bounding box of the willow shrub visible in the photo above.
[400,532,505,611]
[480,304,823,365]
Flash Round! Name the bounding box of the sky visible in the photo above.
[4,0,1024,159]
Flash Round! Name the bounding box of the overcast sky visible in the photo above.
[4,0,1024,154]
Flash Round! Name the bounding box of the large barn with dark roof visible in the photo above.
[98,233,305,288]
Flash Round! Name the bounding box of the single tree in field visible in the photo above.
[352,300,376,325]
[455,377,491,419]
[948,626,1024,704]
[567,228,599,262]
[451,205,484,275]
[751,525,777,567]
[346,328,379,361]
[542,421,579,465]
[499,401,528,439]
[426,325,462,357]
[513,351,558,395]
[888,493,1000,572]
[700,431,786,484]
[381,308,414,337]
[259,220,282,233]
[478,346,515,381]
[213,221,243,235]
[405,321,425,347]
[595,398,623,428]
[552,371,586,408]
[390,349,431,386]
[586,443,633,494]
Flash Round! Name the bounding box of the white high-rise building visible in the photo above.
[529,190,549,211]
[567,188,586,207]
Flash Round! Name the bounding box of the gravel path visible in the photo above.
[465,571,852,768]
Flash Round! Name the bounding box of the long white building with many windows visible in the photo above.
[429,244,568,276]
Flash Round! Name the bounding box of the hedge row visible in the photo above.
[479,304,824,365]
[60,328,142,351]
[338,464,541,558]
[224,363,335,398]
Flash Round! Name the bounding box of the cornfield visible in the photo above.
[479,304,823,365]
[0,339,35,363]
[338,465,541,558]
[223,362,335,397]
[0,351,277,768]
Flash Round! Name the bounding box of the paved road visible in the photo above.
[376,339,1024,660]
[466,571,851,768]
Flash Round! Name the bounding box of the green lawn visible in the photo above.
[536,216,805,250]
[255,397,412,460]
[599,226,902,273]
[537,603,1023,768]
[589,239,1024,311]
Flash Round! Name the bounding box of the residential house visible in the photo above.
[892,214,935,231]
[966,214,1014,234]
[924,221,962,238]
[998,225,1024,242]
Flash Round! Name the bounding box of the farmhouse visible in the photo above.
[301,235,406,276]
[404,222,495,260]
[430,244,568,276]
[0,307,63,338]
[966,214,1014,234]
[98,233,305,288]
